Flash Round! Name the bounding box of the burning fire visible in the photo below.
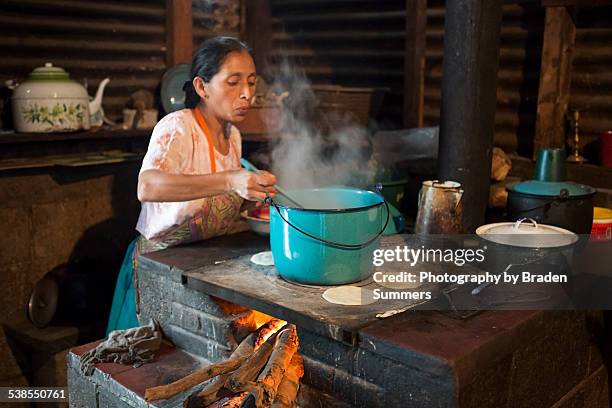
[254,318,287,349]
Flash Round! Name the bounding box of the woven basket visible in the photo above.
[312,85,375,126]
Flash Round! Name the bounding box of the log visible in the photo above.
[254,319,285,349]
[145,357,245,402]
[184,339,257,407]
[255,325,299,407]
[489,182,508,209]
[270,354,304,408]
[232,311,275,343]
[184,320,283,407]
[146,320,277,403]
[207,392,248,408]
[491,147,512,181]
[226,330,280,393]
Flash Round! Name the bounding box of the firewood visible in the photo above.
[184,319,286,408]
[145,358,245,402]
[238,383,264,408]
[270,354,304,408]
[255,325,299,406]
[254,319,286,349]
[491,147,511,181]
[489,182,508,209]
[187,373,232,407]
[239,325,300,408]
[226,330,280,393]
[206,392,248,408]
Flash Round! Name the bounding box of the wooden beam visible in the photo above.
[243,0,272,75]
[533,6,576,159]
[403,0,427,128]
[166,0,193,67]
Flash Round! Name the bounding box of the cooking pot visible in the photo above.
[269,187,389,285]
[475,218,579,276]
[507,148,595,234]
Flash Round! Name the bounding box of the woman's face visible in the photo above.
[196,50,256,123]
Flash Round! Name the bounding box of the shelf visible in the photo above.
[0,128,151,145]
[0,151,143,171]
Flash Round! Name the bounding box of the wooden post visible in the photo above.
[166,0,193,67]
[533,6,576,159]
[243,0,272,75]
[438,0,503,233]
[404,0,427,128]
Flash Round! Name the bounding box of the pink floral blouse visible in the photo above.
[136,109,242,240]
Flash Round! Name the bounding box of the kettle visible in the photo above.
[11,62,109,133]
[415,180,464,234]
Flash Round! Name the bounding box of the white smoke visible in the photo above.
[261,60,376,191]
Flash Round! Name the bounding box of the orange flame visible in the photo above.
[254,318,287,349]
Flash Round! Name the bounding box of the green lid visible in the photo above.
[29,63,70,81]
[508,180,595,197]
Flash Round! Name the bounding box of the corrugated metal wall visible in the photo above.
[0,0,240,122]
[268,0,406,128]
[193,0,241,48]
[2,1,609,150]
[269,0,612,156]
[269,0,547,151]
[0,0,167,121]
[423,1,545,156]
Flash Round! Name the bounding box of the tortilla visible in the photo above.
[250,251,274,266]
[376,270,423,290]
[322,286,376,306]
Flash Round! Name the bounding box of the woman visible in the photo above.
[107,37,277,333]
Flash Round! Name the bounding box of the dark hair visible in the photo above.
[183,36,253,109]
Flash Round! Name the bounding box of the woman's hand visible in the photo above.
[227,169,277,201]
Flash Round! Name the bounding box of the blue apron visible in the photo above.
[106,238,139,335]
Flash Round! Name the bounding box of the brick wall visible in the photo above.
[137,258,253,363]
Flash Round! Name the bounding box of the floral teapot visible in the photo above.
[11,63,109,133]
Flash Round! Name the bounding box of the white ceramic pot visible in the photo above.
[12,63,90,133]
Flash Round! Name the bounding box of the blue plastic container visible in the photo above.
[269,187,388,285]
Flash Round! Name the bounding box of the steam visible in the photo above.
[260,60,376,190]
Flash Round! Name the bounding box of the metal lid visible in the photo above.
[27,277,58,328]
[29,62,70,81]
[507,180,596,198]
[423,180,462,190]
[476,218,578,248]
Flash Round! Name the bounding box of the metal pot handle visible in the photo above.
[269,199,390,250]
[514,217,538,229]
[509,189,569,214]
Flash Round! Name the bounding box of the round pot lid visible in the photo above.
[507,180,595,198]
[476,218,578,248]
[29,62,70,81]
[161,64,191,113]
[28,277,59,328]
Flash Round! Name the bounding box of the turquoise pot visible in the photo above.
[270,187,388,285]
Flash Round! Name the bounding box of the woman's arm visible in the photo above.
[138,169,276,203]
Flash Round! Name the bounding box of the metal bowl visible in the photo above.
[241,210,270,236]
